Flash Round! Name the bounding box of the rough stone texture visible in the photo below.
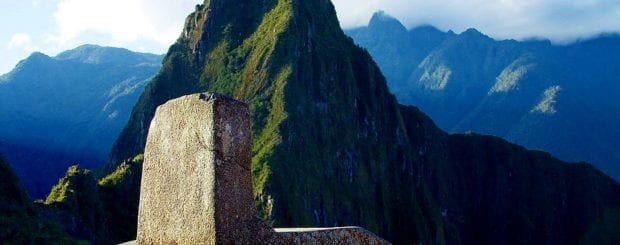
[136,93,276,244]
[276,227,390,245]
[135,92,389,244]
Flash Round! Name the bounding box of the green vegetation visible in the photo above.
[104,0,449,242]
[0,156,78,243]
[43,165,108,243]
[99,154,143,186]
[38,155,143,244]
[49,0,620,244]
[98,154,143,242]
[45,166,90,205]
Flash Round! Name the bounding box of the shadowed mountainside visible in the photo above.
[0,45,162,198]
[347,12,620,180]
[0,156,76,242]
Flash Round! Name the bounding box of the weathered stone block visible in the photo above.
[136,93,274,244]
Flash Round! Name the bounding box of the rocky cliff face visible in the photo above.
[89,0,620,244]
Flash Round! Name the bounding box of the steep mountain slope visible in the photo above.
[0,45,162,198]
[346,13,620,180]
[40,155,143,243]
[107,2,446,243]
[0,156,75,242]
[345,11,453,93]
[98,0,619,243]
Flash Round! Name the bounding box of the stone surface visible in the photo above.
[135,92,389,244]
[276,227,390,245]
[136,92,275,244]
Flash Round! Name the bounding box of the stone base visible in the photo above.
[122,226,389,244]
[276,227,390,244]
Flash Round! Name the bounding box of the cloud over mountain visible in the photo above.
[332,0,620,43]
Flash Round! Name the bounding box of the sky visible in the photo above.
[1,0,619,75]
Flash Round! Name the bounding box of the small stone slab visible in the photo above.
[276,227,390,244]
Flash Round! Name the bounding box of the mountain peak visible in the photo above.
[460,28,489,38]
[370,11,396,22]
[410,25,441,34]
[54,45,161,65]
[55,44,106,61]
[2,52,52,79]
[409,25,451,41]
[22,51,51,65]
[368,11,407,32]
[108,1,434,242]
[28,51,50,59]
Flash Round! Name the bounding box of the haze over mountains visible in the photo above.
[0,45,162,198]
[347,11,620,180]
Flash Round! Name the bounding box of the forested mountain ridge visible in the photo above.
[0,45,162,198]
[347,12,620,180]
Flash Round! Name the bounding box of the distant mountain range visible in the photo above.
[0,45,162,198]
[1,2,618,244]
[347,11,620,180]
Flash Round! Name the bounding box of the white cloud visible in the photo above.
[7,33,31,48]
[331,0,620,43]
[7,33,37,51]
[48,0,199,48]
[1,1,200,74]
[28,0,620,52]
